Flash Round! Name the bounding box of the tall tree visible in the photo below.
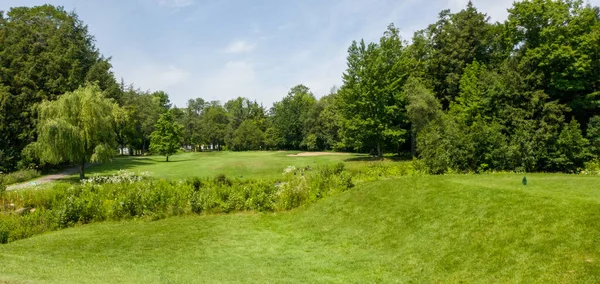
[303,87,344,151]
[231,120,264,151]
[224,97,266,148]
[181,98,205,151]
[505,0,600,125]
[150,110,183,162]
[338,24,408,157]
[26,84,118,179]
[449,60,491,124]
[0,5,116,171]
[587,116,600,158]
[424,2,494,105]
[404,77,442,156]
[200,102,230,150]
[270,85,316,149]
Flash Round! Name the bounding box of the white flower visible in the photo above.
[283,166,296,174]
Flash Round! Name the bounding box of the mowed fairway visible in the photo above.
[80,151,364,180]
[2,174,600,282]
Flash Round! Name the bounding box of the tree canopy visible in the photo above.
[26,84,119,179]
[1,1,599,174]
[150,110,183,162]
[0,5,118,171]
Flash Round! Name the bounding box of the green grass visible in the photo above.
[81,151,366,180]
[1,169,41,185]
[2,173,600,282]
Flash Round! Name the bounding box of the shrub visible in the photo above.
[188,177,204,191]
[0,221,9,244]
[190,191,203,213]
[352,160,421,181]
[1,169,41,185]
[582,160,600,175]
[333,162,345,175]
[275,176,309,211]
[0,164,360,244]
[0,175,6,197]
[83,170,150,184]
[587,116,600,158]
[213,174,231,186]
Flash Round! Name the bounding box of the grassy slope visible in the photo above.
[80,151,364,180]
[2,174,600,282]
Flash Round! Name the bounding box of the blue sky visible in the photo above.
[2,0,599,108]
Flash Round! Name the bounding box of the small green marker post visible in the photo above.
[522,176,527,186]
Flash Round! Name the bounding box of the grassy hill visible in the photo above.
[2,173,599,282]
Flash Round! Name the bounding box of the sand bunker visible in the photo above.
[286,152,351,157]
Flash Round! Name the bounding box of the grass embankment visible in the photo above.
[80,151,365,180]
[2,173,599,282]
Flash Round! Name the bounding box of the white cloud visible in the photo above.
[223,40,257,54]
[156,0,194,8]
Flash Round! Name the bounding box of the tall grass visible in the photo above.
[0,169,41,185]
[0,162,386,244]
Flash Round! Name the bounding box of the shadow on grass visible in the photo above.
[82,157,156,175]
[154,158,195,163]
[344,155,412,162]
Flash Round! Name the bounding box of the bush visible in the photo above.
[213,174,231,186]
[1,169,41,185]
[588,116,600,158]
[188,177,204,191]
[83,170,150,184]
[582,160,600,175]
[0,165,360,244]
[0,175,6,197]
[275,176,309,211]
[0,222,9,244]
[352,160,421,181]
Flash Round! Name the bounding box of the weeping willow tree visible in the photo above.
[27,84,119,179]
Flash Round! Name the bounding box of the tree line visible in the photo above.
[1,1,599,176]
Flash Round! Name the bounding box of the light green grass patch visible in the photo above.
[81,151,366,180]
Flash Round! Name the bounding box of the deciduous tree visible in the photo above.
[27,84,119,179]
[338,24,408,157]
[150,110,183,162]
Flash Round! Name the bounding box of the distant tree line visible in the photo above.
[1,1,599,175]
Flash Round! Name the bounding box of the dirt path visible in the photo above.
[7,165,89,191]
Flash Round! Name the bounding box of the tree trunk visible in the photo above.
[79,159,86,180]
[377,141,382,159]
[166,155,169,162]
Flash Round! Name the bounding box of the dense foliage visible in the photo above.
[0,5,120,172]
[25,84,119,178]
[150,110,183,161]
[0,162,368,243]
[1,1,599,174]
